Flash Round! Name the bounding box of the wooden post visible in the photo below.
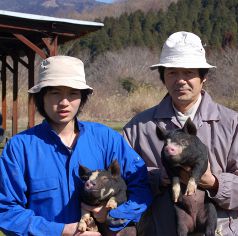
[1,55,7,131]
[28,52,35,128]
[12,56,18,135]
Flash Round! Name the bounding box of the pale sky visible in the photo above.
[96,0,114,3]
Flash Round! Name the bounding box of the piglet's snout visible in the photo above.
[85,180,96,189]
[164,144,182,156]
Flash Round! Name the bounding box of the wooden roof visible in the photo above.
[0,10,103,57]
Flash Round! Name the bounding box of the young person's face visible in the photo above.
[43,86,81,126]
[164,68,206,111]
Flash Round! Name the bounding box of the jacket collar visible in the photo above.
[197,90,220,121]
[153,93,174,119]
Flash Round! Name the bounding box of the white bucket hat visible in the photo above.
[28,55,93,93]
[150,31,215,69]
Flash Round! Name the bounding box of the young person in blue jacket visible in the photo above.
[0,55,152,236]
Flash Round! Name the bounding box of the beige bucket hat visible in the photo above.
[150,31,215,70]
[28,55,93,93]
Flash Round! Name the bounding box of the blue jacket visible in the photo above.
[0,120,152,236]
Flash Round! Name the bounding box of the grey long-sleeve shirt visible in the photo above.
[123,90,238,236]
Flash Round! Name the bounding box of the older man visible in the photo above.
[123,31,238,236]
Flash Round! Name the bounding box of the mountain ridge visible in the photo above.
[0,0,108,17]
[0,0,178,20]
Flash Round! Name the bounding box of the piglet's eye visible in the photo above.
[81,175,90,181]
[81,177,87,181]
[180,139,188,146]
[101,176,109,181]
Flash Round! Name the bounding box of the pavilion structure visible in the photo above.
[0,10,103,136]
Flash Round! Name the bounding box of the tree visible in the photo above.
[129,10,145,46]
[112,13,130,49]
[142,10,158,48]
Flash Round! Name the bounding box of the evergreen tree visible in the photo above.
[108,17,123,50]
[90,28,110,55]
[142,10,158,48]
[155,10,171,46]
[115,13,130,49]
[175,0,192,31]
[165,2,178,34]
[199,6,212,45]
[129,10,145,46]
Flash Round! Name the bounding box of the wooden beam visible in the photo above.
[6,61,14,73]
[0,23,79,37]
[42,36,58,56]
[13,33,47,59]
[19,57,29,69]
[0,23,44,33]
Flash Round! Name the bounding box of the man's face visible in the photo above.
[164,68,206,111]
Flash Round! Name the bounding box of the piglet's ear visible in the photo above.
[156,126,167,140]
[108,159,120,177]
[182,118,197,136]
[79,165,91,179]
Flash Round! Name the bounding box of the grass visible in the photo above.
[103,120,126,133]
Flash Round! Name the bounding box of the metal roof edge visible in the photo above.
[0,9,104,27]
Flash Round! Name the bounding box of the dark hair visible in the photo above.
[32,87,91,120]
[158,66,209,83]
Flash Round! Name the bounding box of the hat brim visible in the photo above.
[150,62,216,70]
[28,78,93,94]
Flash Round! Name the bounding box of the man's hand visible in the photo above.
[62,223,102,236]
[179,162,219,192]
[81,202,109,223]
[199,162,219,192]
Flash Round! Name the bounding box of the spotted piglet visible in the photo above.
[156,118,217,236]
[78,159,127,232]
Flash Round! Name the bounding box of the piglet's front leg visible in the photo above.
[172,176,181,203]
[185,177,197,196]
[78,209,98,232]
[106,197,118,209]
[185,160,207,196]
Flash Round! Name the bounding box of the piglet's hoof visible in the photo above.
[173,191,180,203]
[78,217,98,232]
[185,178,197,196]
[106,197,118,209]
[78,219,87,232]
[172,178,181,203]
[85,217,98,232]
